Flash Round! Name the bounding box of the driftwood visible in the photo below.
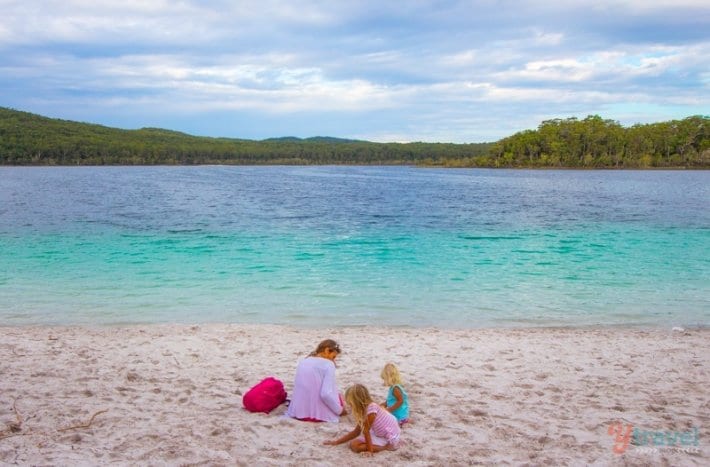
[57,409,108,432]
[12,399,22,428]
[0,403,108,440]
[0,399,24,440]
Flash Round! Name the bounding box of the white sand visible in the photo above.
[0,325,707,466]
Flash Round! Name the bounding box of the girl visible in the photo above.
[323,384,401,455]
[381,363,410,425]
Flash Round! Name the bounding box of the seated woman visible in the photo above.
[286,339,346,422]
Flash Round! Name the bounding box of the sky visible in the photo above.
[0,1,708,143]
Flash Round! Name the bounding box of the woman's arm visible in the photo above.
[320,362,344,415]
[386,386,404,412]
[323,426,361,445]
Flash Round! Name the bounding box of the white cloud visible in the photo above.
[514,59,595,82]
[0,0,228,46]
[54,53,402,113]
[515,0,709,11]
[598,0,709,10]
[0,0,707,142]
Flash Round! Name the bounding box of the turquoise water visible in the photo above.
[1,166,708,327]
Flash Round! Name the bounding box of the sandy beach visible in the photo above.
[0,324,707,466]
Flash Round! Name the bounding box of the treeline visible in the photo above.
[0,107,707,167]
[0,107,490,166]
[478,115,709,168]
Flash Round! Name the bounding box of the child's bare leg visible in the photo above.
[348,440,390,453]
[349,440,368,453]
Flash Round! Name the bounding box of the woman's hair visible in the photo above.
[344,384,373,429]
[381,363,403,386]
[309,339,341,357]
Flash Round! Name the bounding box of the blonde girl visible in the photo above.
[381,363,410,424]
[323,384,401,455]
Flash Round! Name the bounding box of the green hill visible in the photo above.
[0,107,707,167]
[0,107,490,166]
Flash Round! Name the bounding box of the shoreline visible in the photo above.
[1,324,708,465]
[2,320,707,331]
[3,164,710,169]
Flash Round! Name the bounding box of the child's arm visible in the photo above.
[385,386,404,413]
[323,425,361,446]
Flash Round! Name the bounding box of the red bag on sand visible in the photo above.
[242,377,288,414]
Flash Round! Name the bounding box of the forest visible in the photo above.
[485,115,708,168]
[0,107,707,168]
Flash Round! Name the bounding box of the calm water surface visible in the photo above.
[0,166,708,327]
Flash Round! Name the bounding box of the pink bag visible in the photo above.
[242,377,288,413]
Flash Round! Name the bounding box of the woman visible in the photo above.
[286,339,346,422]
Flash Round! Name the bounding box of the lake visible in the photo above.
[1,166,708,327]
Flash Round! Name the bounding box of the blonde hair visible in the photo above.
[380,363,403,386]
[344,384,373,429]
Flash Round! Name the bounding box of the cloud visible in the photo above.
[0,0,707,142]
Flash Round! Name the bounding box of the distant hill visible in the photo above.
[262,136,365,144]
[0,107,491,166]
[0,107,707,167]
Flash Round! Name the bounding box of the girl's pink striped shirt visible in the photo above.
[366,402,401,444]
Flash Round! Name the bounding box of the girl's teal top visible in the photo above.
[386,384,409,421]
